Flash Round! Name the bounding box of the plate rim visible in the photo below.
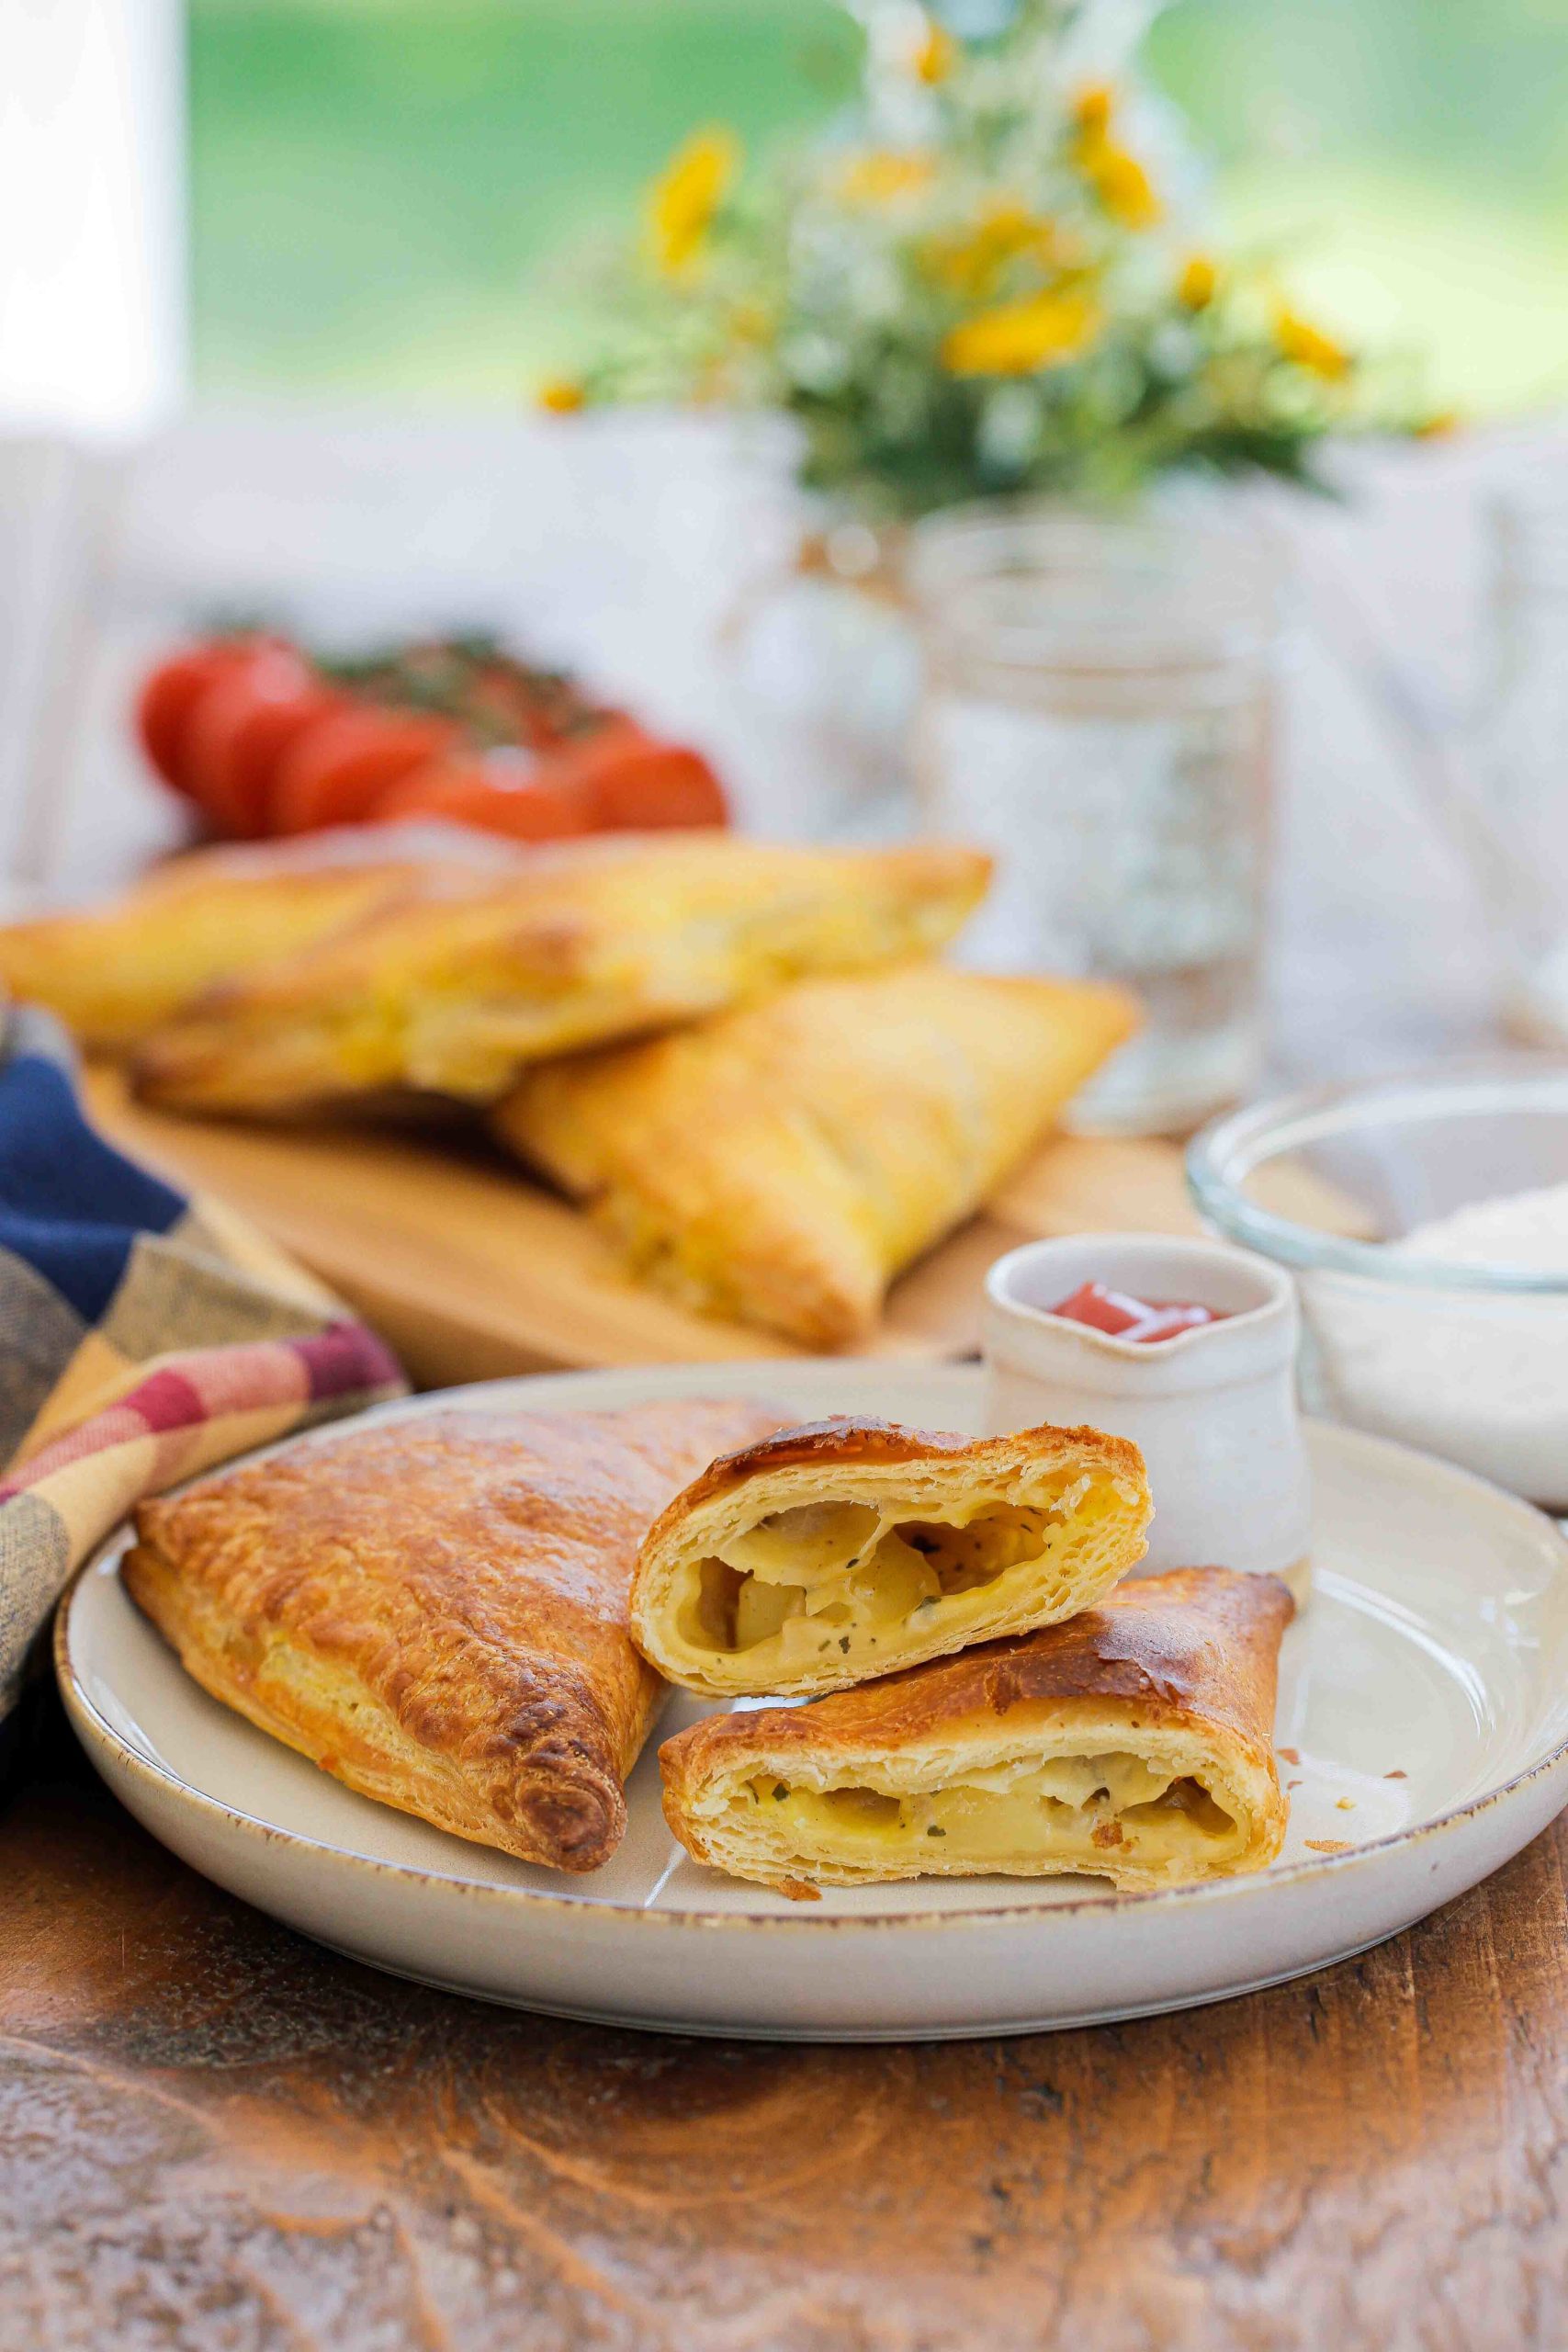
[56,1374,1568,1939]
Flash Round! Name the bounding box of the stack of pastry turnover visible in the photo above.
[22,827,1292,1891]
[0,829,1138,1346]
[127,1394,1293,1896]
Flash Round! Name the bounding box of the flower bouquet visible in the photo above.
[545,0,1420,520]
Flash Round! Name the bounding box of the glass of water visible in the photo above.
[908,503,1280,1135]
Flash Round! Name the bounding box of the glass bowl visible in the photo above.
[1187,1058,1568,1510]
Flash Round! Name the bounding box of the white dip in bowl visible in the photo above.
[1189,1064,1568,1510]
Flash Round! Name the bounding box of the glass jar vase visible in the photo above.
[1477,483,1568,1046]
[908,503,1280,1135]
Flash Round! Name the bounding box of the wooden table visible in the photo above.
[9,1722,1568,2349]
[6,417,1568,2348]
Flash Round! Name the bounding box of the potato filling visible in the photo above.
[740,1752,1240,1869]
[679,1479,1109,1668]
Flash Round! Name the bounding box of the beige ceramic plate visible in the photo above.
[58,1363,1568,2040]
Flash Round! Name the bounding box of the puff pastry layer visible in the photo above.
[631,1415,1151,1698]
[131,835,990,1114]
[496,961,1136,1345]
[660,1567,1293,1890]
[0,845,449,1050]
[125,1397,784,1871]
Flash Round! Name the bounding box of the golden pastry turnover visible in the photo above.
[496,961,1136,1345]
[0,845,449,1050]
[660,1567,1293,1891]
[131,835,990,1114]
[125,1396,784,1871]
[630,1415,1151,1698]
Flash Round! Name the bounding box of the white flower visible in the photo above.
[781,332,852,395]
[977,380,1046,469]
[1148,319,1199,379]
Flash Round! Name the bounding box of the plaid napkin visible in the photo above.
[0,1002,405,1736]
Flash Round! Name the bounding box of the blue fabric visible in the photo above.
[0,1009,186,1323]
[0,997,403,1758]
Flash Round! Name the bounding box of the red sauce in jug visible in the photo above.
[1049,1280,1224,1344]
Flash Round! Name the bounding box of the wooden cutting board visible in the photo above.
[84,1065,1359,1388]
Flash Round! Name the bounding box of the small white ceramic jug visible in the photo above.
[982,1233,1313,1605]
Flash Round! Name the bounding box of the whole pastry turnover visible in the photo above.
[497,961,1137,1346]
[0,845,452,1051]
[124,1396,783,1871]
[630,1416,1151,1699]
[131,835,991,1114]
[660,1567,1294,1891]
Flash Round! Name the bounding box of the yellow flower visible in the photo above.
[728,300,773,346]
[1072,83,1116,138]
[913,17,956,83]
[691,356,736,406]
[923,201,1061,297]
[942,288,1101,376]
[1178,254,1218,311]
[536,377,585,414]
[837,149,937,206]
[646,127,739,277]
[1069,85,1162,231]
[1081,138,1163,230]
[1275,306,1351,379]
[1416,408,1461,439]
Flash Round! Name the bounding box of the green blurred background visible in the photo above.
[189,0,1568,413]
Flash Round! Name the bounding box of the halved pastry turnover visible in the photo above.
[660,1567,1293,1891]
[495,961,1137,1346]
[125,1396,784,1871]
[0,844,454,1051]
[131,835,991,1114]
[630,1416,1151,1699]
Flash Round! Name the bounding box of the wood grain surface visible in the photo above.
[81,1066,1365,1385]
[5,1730,1567,2352]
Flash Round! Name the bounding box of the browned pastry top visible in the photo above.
[641,1413,1145,1550]
[130,1396,784,1869]
[664,1566,1294,1780]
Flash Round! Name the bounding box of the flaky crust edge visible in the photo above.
[123,1531,649,1871]
[660,1566,1293,1889]
[629,1417,1152,1697]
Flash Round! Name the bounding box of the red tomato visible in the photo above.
[135,639,266,795]
[376,758,595,841]
[268,707,465,835]
[542,718,729,831]
[583,741,728,831]
[179,647,346,839]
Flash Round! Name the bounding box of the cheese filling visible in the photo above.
[737,1751,1241,1871]
[676,1476,1114,1678]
